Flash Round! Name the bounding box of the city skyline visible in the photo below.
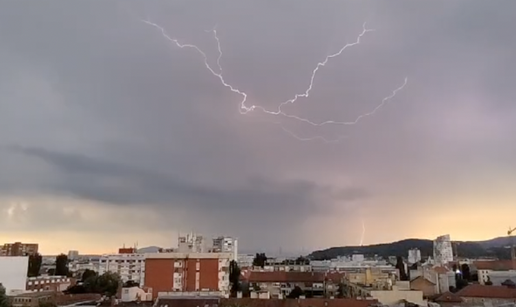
[1,1,516,255]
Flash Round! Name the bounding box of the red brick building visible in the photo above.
[0,242,39,256]
[144,252,233,299]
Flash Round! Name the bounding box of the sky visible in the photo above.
[1,1,516,255]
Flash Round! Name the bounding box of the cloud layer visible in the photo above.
[1,1,516,254]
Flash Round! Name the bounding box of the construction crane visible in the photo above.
[508,227,516,260]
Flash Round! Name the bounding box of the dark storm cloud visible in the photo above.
[9,146,368,214]
[1,0,516,251]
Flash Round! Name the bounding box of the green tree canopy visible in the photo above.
[28,253,43,277]
[229,260,241,296]
[252,253,267,268]
[55,254,69,276]
[0,284,8,307]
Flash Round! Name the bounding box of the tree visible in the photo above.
[295,256,310,265]
[81,269,97,282]
[91,272,120,297]
[485,276,493,286]
[456,278,469,290]
[461,264,471,281]
[229,260,241,297]
[395,256,408,281]
[252,253,267,268]
[28,253,43,277]
[336,283,346,298]
[0,284,8,307]
[287,286,304,299]
[55,254,69,276]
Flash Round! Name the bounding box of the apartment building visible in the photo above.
[26,276,75,292]
[144,252,233,299]
[0,242,38,256]
[98,249,145,285]
[244,271,345,298]
[475,260,516,285]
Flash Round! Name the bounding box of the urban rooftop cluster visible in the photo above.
[1,233,516,307]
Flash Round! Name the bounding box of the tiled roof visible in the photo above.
[434,291,463,303]
[247,272,345,283]
[220,298,379,307]
[155,297,220,307]
[456,284,516,299]
[432,266,450,274]
[474,260,516,271]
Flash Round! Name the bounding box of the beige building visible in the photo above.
[26,276,75,292]
[346,267,398,286]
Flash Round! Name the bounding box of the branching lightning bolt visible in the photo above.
[141,19,407,141]
[360,219,366,246]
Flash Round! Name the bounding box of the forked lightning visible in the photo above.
[141,19,407,142]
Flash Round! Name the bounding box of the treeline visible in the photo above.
[27,253,71,277]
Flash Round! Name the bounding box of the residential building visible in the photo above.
[144,252,233,299]
[154,297,380,307]
[243,271,345,298]
[26,276,76,292]
[408,249,422,264]
[10,292,101,307]
[10,291,56,307]
[237,254,255,268]
[177,233,211,253]
[212,236,238,261]
[120,286,153,302]
[0,256,29,295]
[433,235,454,266]
[455,284,516,305]
[475,260,516,285]
[409,264,455,294]
[98,250,145,285]
[68,259,99,275]
[410,275,437,297]
[67,250,79,260]
[0,242,38,256]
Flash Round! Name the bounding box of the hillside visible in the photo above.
[308,237,513,260]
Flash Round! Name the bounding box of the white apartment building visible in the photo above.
[176,233,238,261]
[408,248,422,264]
[98,253,145,285]
[0,256,28,295]
[212,236,238,261]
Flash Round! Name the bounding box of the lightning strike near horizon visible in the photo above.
[141,19,408,140]
[360,219,366,246]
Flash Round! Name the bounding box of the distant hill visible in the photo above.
[308,237,514,260]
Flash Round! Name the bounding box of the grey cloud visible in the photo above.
[9,146,367,215]
[1,0,516,251]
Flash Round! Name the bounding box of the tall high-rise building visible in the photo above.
[212,236,238,261]
[433,234,454,266]
[0,242,38,256]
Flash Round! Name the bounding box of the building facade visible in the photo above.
[0,242,38,256]
[26,276,75,292]
[144,252,232,299]
[408,248,422,264]
[67,250,79,260]
[0,256,29,295]
[433,234,454,266]
[98,252,145,285]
